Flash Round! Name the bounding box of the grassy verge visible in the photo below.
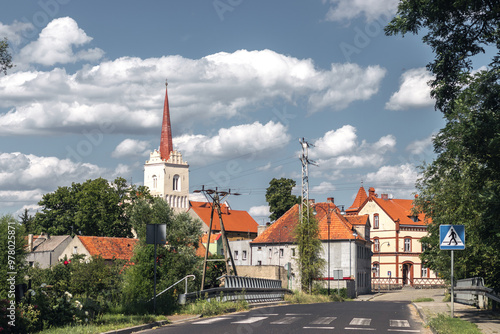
[181,298,249,316]
[412,297,434,302]
[36,314,169,334]
[285,290,344,304]
[428,314,481,334]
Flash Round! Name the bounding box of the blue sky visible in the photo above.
[0,0,457,223]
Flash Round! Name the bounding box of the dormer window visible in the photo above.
[410,215,419,222]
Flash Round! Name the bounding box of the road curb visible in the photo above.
[411,302,437,334]
[100,315,202,334]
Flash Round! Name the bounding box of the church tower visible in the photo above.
[144,81,189,210]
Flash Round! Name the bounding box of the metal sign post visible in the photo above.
[147,224,166,314]
[440,225,465,318]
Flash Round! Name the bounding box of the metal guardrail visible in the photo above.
[179,275,292,305]
[452,277,500,307]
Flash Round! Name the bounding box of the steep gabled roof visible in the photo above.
[189,201,258,234]
[346,186,368,214]
[77,236,139,261]
[252,202,364,244]
[370,197,427,226]
[28,235,71,252]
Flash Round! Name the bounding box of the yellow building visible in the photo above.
[346,186,445,289]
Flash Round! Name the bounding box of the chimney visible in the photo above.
[28,234,33,252]
[368,187,377,198]
[308,199,315,204]
[327,197,334,204]
[381,194,388,200]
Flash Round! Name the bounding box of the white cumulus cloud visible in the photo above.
[174,121,291,165]
[112,139,151,158]
[364,163,419,197]
[386,68,434,110]
[324,0,399,22]
[17,17,104,66]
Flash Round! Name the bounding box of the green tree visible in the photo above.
[387,0,500,290]
[0,38,13,75]
[266,178,300,221]
[33,177,146,237]
[18,208,35,234]
[122,197,202,313]
[295,206,325,293]
[0,215,27,299]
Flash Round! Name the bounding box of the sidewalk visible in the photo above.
[358,287,500,334]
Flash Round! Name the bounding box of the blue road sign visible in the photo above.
[440,225,465,250]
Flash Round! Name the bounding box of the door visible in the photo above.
[402,263,413,286]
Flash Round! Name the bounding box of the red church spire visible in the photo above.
[159,80,173,161]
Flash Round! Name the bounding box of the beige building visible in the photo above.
[347,186,445,289]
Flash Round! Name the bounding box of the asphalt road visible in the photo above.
[147,301,424,333]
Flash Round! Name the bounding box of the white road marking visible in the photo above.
[286,313,312,316]
[310,317,337,324]
[270,316,298,324]
[350,318,372,326]
[303,327,335,330]
[231,316,267,324]
[387,330,421,333]
[345,327,376,331]
[390,320,411,327]
[193,317,227,324]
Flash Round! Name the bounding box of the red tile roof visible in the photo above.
[346,186,368,214]
[77,236,139,262]
[201,233,222,244]
[189,201,258,234]
[252,203,365,244]
[370,197,428,226]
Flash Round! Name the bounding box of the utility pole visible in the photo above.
[195,186,240,291]
[299,138,316,293]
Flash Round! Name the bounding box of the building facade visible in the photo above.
[250,199,372,295]
[347,186,445,289]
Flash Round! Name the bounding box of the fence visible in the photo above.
[179,275,292,305]
[371,277,446,290]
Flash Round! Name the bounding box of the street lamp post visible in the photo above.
[378,241,390,293]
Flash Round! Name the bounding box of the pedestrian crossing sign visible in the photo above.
[440,225,465,250]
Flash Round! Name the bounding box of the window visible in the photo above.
[173,175,180,191]
[422,267,429,278]
[73,246,78,254]
[291,248,296,257]
[257,247,262,252]
[374,214,379,229]
[279,248,284,258]
[234,250,238,260]
[404,238,411,252]
[257,260,262,266]
[373,263,380,277]
[374,239,380,252]
[269,248,272,259]
[242,250,247,260]
[152,175,157,189]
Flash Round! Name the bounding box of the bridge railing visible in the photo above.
[179,275,292,305]
[453,277,500,308]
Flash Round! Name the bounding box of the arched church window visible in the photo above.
[173,174,180,191]
[152,175,157,189]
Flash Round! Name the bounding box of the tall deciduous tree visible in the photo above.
[0,38,13,75]
[34,177,148,237]
[266,178,300,222]
[386,0,500,290]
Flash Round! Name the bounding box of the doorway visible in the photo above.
[402,263,413,286]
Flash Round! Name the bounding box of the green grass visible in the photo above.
[36,314,169,334]
[285,290,344,304]
[428,314,481,334]
[181,298,249,316]
[412,297,434,302]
